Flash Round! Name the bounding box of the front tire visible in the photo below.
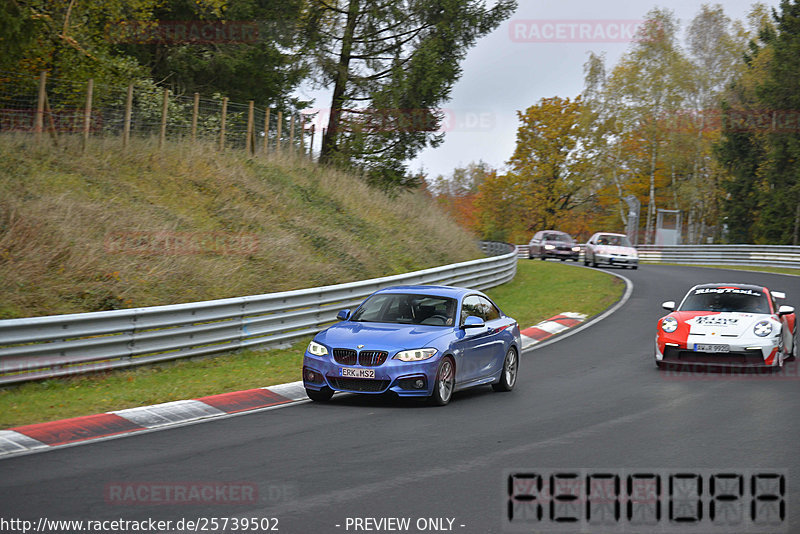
[430,357,455,406]
[306,387,334,402]
[492,348,518,392]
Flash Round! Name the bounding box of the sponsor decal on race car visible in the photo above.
[694,287,761,296]
[691,315,739,326]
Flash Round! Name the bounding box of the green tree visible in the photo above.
[120,0,309,110]
[716,1,800,244]
[755,0,800,243]
[303,0,516,189]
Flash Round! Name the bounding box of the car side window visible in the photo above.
[461,295,483,324]
[479,297,501,321]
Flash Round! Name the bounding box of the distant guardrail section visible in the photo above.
[516,243,800,268]
[636,245,800,268]
[0,244,517,385]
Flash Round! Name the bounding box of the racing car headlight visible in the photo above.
[572,246,581,252]
[661,317,678,333]
[307,341,329,356]
[394,348,437,362]
[754,320,773,337]
[544,244,555,250]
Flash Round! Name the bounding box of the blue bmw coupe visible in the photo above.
[302,285,521,405]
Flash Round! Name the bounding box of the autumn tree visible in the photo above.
[603,9,693,244]
[428,161,491,233]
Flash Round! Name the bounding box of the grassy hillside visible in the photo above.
[0,136,481,319]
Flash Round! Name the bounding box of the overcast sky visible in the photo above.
[298,0,775,180]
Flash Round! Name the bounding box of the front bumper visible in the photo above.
[593,253,638,266]
[543,248,579,260]
[302,352,440,397]
[655,336,780,367]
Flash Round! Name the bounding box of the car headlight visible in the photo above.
[394,348,437,361]
[544,244,555,250]
[307,341,329,356]
[754,320,773,337]
[661,317,678,333]
[572,246,580,252]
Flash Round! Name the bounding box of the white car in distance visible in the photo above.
[584,232,638,269]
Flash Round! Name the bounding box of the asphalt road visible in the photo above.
[1,264,799,534]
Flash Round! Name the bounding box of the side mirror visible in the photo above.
[662,301,675,311]
[778,305,794,316]
[773,291,786,300]
[462,316,485,329]
[336,309,351,321]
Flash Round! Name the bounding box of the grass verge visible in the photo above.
[0,261,624,428]
[486,260,625,328]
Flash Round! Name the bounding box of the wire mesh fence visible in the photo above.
[0,70,312,155]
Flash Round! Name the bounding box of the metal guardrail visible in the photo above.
[517,242,800,268]
[0,247,517,384]
[636,245,800,268]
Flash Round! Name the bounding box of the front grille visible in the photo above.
[663,346,766,366]
[359,351,388,367]
[333,349,357,365]
[333,348,387,367]
[329,377,390,392]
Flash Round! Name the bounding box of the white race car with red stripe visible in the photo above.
[655,283,797,369]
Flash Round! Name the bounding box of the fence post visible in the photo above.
[246,100,254,156]
[309,124,315,160]
[82,78,93,152]
[276,111,282,153]
[219,97,228,151]
[263,108,270,154]
[191,92,199,142]
[289,114,295,152]
[35,71,47,143]
[299,115,305,155]
[159,88,168,149]
[123,83,133,150]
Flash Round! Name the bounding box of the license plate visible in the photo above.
[694,344,730,353]
[339,367,375,379]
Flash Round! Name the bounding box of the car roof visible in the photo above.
[594,232,626,237]
[374,285,479,299]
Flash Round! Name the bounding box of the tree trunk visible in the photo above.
[320,0,360,163]
[645,138,658,244]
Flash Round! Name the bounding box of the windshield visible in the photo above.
[544,232,572,243]
[679,287,770,313]
[596,234,631,247]
[350,293,457,326]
